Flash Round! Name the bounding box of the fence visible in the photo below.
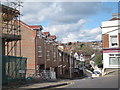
[2,55,27,84]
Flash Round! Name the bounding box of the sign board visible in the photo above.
[19,70,25,74]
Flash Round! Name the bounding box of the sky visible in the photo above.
[19,2,119,43]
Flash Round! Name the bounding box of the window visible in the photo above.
[38,46,42,57]
[53,52,56,61]
[109,54,120,66]
[109,57,120,65]
[46,51,50,61]
[109,54,114,56]
[116,54,120,56]
[110,36,118,47]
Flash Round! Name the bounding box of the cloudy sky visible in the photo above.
[20,2,118,43]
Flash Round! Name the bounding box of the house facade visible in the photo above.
[102,13,120,71]
[19,20,83,79]
[19,21,43,77]
[36,31,59,78]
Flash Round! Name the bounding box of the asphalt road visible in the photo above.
[56,71,120,89]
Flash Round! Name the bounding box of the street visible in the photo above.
[55,71,120,89]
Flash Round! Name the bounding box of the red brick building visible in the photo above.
[19,21,43,77]
[19,21,77,79]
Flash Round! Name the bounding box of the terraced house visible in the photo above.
[19,21,77,79]
[19,21,43,77]
[19,21,62,79]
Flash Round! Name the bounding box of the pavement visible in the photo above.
[2,79,71,90]
[102,69,120,76]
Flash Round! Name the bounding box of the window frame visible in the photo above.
[110,35,118,47]
[53,52,56,61]
[109,54,120,66]
[46,50,50,61]
[37,46,42,57]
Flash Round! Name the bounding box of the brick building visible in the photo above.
[36,31,58,76]
[1,4,27,84]
[19,20,78,79]
[102,13,120,72]
[19,21,43,77]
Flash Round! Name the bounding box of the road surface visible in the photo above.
[55,70,119,89]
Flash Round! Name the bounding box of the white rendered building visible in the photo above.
[102,13,120,71]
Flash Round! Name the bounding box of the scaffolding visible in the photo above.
[1,1,27,84]
[1,1,22,56]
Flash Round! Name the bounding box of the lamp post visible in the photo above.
[69,50,72,79]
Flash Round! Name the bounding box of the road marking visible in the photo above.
[103,75,115,77]
[82,79,86,80]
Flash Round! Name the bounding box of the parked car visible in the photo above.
[92,71,102,77]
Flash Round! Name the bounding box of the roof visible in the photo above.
[76,50,91,56]
[20,21,43,32]
[29,25,43,30]
[49,35,56,40]
[43,32,50,36]
[19,21,37,37]
[109,18,120,21]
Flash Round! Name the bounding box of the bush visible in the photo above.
[94,54,103,68]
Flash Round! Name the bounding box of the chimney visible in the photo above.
[112,13,120,18]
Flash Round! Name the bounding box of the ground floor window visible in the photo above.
[109,57,120,65]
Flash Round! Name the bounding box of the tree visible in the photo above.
[68,42,72,45]
[81,44,95,55]
[94,54,103,68]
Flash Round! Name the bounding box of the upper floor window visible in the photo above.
[110,35,118,47]
[46,50,50,61]
[53,52,56,61]
[38,46,42,57]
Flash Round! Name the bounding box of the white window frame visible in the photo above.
[53,52,56,61]
[38,46,42,57]
[109,54,120,66]
[110,35,118,48]
[46,50,50,61]
[59,52,62,61]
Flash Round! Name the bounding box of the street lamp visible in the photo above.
[69,50,72,79]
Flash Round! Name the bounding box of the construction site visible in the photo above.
[1,1,27,84]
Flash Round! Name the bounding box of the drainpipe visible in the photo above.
[44,41,46,72]
[35,33,38,74]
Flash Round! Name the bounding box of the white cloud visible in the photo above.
[20,2,107,42]
[79,34,85,37]
[21,2,101,24]
[89,27,101,34]
[62,33,78,43]
[44,19,87,43]
[44,20,102,43]
[95,34,102,40]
